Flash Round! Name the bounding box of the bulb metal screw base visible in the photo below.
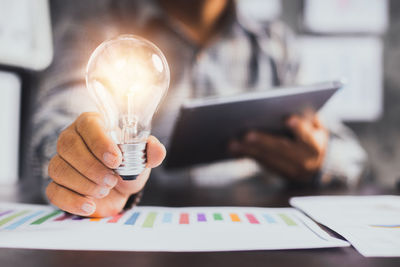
[115,143,147,180]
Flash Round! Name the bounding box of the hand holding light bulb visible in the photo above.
[47,35,169,217]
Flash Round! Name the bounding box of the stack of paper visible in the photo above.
[291,195,400,257]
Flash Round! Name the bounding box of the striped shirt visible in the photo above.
[31,0,367,191]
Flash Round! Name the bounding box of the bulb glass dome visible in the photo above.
[86,35,170,144]
[86,34,170,179]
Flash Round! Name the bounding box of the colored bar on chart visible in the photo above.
[245,213,260,224]
[108,212,125,223]
[142,212,157,228]
[162,213,172,223]
[72,216,85,220]
[31,210,63,225]
[197,213,206,222]
[54,213,73,221]
[0,210,13,218]
[263,214,276,223]
[370,224,400,228]
[90,217,102,222]
[125,212,140,225]
[179,213,189,224]
[213,213,223,221]
[278,214,297,226]
[6,211,44,230]
[0,210,30,227]
[230,213,240,222]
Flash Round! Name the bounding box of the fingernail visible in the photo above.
[103,152,119,168]
[96,186,109,198]
[288,117,298,128]
[103,174,118,187]
[81,202,95,214]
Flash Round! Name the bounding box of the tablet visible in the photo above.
[165,81,343,169]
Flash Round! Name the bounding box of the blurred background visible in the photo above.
[0,0,399,189]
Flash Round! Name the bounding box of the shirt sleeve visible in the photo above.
[266,22,368,187]
[30,84,97,194]
[317,115,368,187]
[29,14,114,192]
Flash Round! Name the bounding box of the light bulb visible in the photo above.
[86,35,170,180]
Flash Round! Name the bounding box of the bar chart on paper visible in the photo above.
[0,202,348,251]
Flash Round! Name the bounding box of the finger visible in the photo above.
[48,155,110,199]
[75,112,122,168]
[244,131,292,154]
[46,181,96,216]
[91,189,129,217]
[237,143,298,179]
[242,131,301,163]
[146,136,166,168]
[286,115,318,147]
[114,168,151,196]
[57,129,119,188]
[300,108,316,120]
[299,109,322,128]
[312,114,324,128]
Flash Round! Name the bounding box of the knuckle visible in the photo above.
[89,137,107,155]
[81,159,103,181]
[82,181,99,197]
[57,130,80,156]
[303,158,318,172]
[48,156,65,180]
[77,114,94,131]
[308,146,321,158]
[76,113,101,134]
[77,112,96,123]
[45,182,58,204]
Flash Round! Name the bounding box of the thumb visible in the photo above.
[286,115,317,146]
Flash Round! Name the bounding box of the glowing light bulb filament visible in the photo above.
[122,89,138,144]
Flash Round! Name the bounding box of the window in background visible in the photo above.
[300,0,388,122]
[303,0,388,34]
[0,71,20,184]
[298,37,383,121]
[0,0,53,70]
[236,0,281,23]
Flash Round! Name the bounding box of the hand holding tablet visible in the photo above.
[165,81,342,170]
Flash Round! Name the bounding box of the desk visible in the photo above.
[0,177,399,267]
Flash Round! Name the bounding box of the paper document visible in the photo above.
[0,202,348,251]
[290,196,400,257]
